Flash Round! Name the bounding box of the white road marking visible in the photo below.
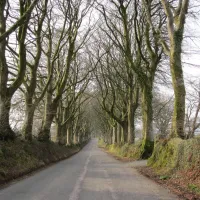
[68,152,92,200]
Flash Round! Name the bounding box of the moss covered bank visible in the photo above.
[148,138,200,174]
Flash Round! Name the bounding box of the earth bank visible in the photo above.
[0,139,89,185]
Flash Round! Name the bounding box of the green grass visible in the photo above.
[188,184,200,193]
[159,175,170,180]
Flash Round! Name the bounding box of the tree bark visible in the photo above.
[140,83,154,158]
[113,125,117,144]
[0,96,15,140]
[57,105,68,145]
[161,0,189,139]
[117,123,122,144]
[170,36,186,138]
[0,1,14,140]
[67,126,72,145]
[127,86,135,144]
[142,83,153,142]
[38,91,56,141]
[22,103,35,141]
[74,131,79,144]
[57,123,66,145]
[122,122,128,143]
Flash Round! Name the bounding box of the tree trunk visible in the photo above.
[113,126,117,144]
[74,133,77,144]
[77,132,80,143]
[38,112,54,141]
[0,96,15,140]
[122,122,128,143]
[141,83,154,158]
[57,103,67,145]
[170,35,186,139]
[74,130,79,144]
[38,91,56,141]
[117,123,122,144]
[160,0,189,139]
[22,103,35,141]
[67,126,72,145]
[104,132,109,144]
[72,117,79,144]
[108,128,112,144]
[79,131,83,144]
[57,124,67,145]
[0,1,15,140]
[128,103,135,144]
[142,83,153,142]
[127,96,135,144]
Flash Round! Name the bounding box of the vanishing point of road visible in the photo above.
[0,139,178,200]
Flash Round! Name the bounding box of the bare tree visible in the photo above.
[160,0,190,138]
[0,0,39,140]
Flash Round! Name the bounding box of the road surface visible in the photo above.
[0,139,178,200]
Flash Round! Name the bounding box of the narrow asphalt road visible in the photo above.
[0,139,178,200]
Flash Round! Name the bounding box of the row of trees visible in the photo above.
[91,0,190,155]
[0,0,93,144]
[0,0,197,153]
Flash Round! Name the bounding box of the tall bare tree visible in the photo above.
[160,0,190,138]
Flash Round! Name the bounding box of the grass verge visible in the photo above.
[98,138,143,161]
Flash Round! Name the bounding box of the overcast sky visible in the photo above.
[183,2,200,80]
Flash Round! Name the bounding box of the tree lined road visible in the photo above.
[0,140,178,200]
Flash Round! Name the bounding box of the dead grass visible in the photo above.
[137,166,200,200]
